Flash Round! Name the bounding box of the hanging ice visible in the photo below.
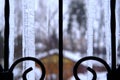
[103,0,112,67]
[22,0,35,80]
[116,0,120,66]
[9,0,15,67]
[85,0,94,79]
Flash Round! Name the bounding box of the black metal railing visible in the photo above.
[0,0,119,80]
[0,0,46,80]
[73,0,119,80]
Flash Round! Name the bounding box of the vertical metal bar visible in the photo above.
[59,0,63,79]
[4,0,9,71]
[110,0,116,71]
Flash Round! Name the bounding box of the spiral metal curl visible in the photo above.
[73,0,117,80]
[9,57,46,80]
[0,0,46,80]
[0,57,46,80]
[73,56,111,80]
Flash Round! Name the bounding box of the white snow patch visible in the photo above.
[69,72,107,80]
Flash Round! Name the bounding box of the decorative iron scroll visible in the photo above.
[0,0,46,80]
[73,0,119,80]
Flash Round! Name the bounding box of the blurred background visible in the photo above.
[0,0,59,80]
[0,0,120,80]
[63,0,120,80]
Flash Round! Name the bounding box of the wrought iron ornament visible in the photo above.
[0,0,46,80]
[0,0,118,80]
[73,0,119,80]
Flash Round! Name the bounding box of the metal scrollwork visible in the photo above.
[73,0,120,80]
[73,56,111,80]
[73,56,120,80]
[0,0,46,80]
[0,0,119,80]
[0,57,46,80]
[9,57,46,80]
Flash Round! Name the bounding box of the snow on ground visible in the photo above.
[36,49,109,80]
[63,50,107,67]
[63,50,84,62]
[13,68,21,77]
[36,49,106,67]
[13,49,109,80]
[69,72,107,80]
[35,67,42,80]
[36,49,59,59]
[13,67,43,80]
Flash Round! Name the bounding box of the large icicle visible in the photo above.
[0,0,4,31]
[103,0,111,67]
[86,0,94,60]
[9,0,15,67]
[116,0,120,67]
[85,0,94,79]
[22,0,35,80]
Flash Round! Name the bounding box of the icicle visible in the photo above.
[0,0,4,31]
[103,0,111,67]
[85,0,94,64]
[46,1,50,38]
[116,0,119,67]
[9,0,15,67]
[22,0,35,80]
[85,0,94,79]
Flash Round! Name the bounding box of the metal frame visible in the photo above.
[0,0,118,80]
[0,0,46,80]
[73,0,119,80]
